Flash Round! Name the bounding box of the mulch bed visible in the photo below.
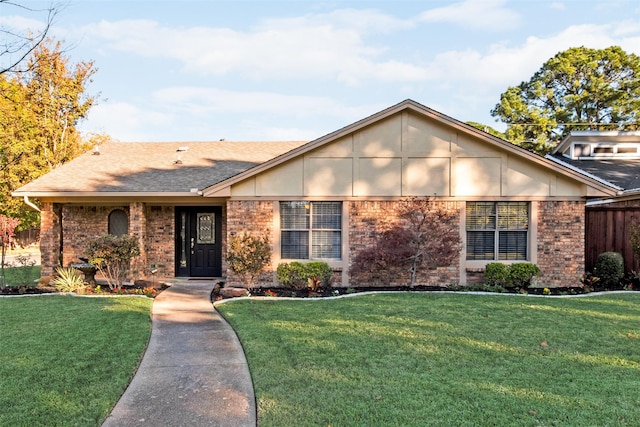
[0,282,169,297]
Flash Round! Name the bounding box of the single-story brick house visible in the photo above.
[13,100,618,288]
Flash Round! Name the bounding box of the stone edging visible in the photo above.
[212,289,639,306]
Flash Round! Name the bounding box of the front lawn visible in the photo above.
[217,293,640,427]
[0,265,41,288]
[0,295,152,426]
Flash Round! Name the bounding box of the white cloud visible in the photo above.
[152,86,374,119]
[417,0,522,31]
[0,14,47,32]
[81,102,174,142]
[261,8,413,34]
[78,10,425,85]
[421,22,640,93]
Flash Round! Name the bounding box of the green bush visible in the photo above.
[485,262,540,289]
[51,267,87,293]
[276,261,333,291]
[484,263,510,287]
[594,252,624,289]
[509,263,540,289]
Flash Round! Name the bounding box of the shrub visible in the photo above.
[226,232,271,285]
[51,267,87,293]
[304,262,333,291]
[509,263,540,289]
[350,197,462,287]
[276,261,332,291]
[594,251,624,290]
[485,262,540,289]
[484,263,510,287]
[276,262,305,290]
[86,234,140,291]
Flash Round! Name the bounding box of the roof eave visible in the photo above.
[12,191,204,198]
[544,155,622,196]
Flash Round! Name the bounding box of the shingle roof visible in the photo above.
[14,141,306,194]
[548,154,640,191]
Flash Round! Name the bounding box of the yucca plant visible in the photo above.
[51,267,87,293]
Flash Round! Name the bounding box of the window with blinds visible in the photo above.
[466,202,528,260]
[280,201,342,260]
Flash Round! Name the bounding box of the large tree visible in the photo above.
[0,39,97,228]
[491,46,640,155]
[0,1,60,74]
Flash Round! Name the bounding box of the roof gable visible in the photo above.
[204,99,618,198]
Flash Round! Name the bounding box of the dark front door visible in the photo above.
[175,207,222,277]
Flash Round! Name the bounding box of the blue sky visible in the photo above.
[3,0,640,142]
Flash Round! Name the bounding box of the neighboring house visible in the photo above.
[547,131,640,273]
[13,100,618,288]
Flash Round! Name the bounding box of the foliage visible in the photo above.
[0,214,20,285]
[51,266,87,293]
[509,262,540,289]
[580,272,601,291]
[491,46,640,155]
[218,293,640,427]
[226,232,271,285]
[86,234,141,291]
[629,220,640,261]
[1,265,40,288]
[134,287,157,298]
[593,251,624,290]
[349,227,414,285]
[0,296,152,426]
[465,121,506,139]
[1,39,97,228]
[350,197,462,287]
[276,261,332,291]
[484,263,511,287]
[485,262,540,289]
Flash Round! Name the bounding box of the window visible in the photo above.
[108,209,129,236]
[280,201,342,260]
[466,202,528,260]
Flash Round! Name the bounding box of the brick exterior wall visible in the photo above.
[536,200,585,287]
[39,202,61,277]
[225,200,274,287]
[38,199,586,288]
[61,205,114,267]
[348,200,462,287]
[38,204,175,281]
[145,206,175,278]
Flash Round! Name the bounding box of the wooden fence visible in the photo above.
[13,227,40,248]
[585,206,640,274]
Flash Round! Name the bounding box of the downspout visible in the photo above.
[23,196,41,212]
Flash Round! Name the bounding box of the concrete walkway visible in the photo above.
[102,280,256,427]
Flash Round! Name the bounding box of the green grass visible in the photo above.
[218,293,640,427]
[1,265,41,287]
[0,295,152,426]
